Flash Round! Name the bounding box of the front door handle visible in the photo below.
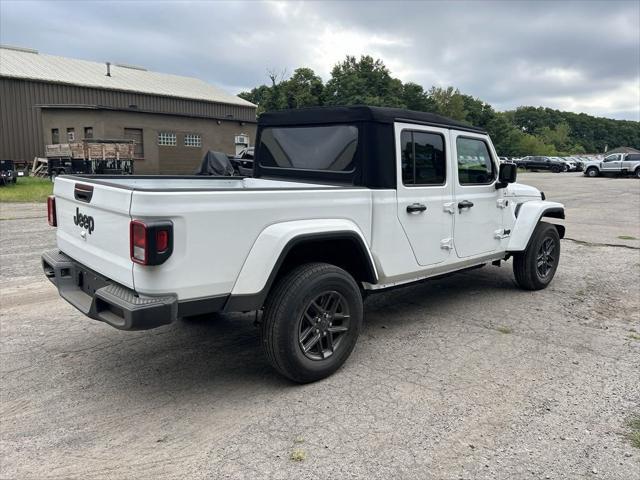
[406,203,427,213]
[458,200,474,212]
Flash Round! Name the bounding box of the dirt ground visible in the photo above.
[1,172,639,479]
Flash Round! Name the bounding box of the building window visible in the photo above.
[67,128,75,142]
[84,127,94,139]
[158,132,176,146]
[124,128,144,159]
[184,133,202,148]
[51,128,60,144]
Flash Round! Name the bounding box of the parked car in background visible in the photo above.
[230,147,254,176]
[518,156,567,173]
[565,156,584,172]
[583,153,640,178]
[0,160,17,185]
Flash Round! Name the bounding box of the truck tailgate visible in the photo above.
[53,177,134,288]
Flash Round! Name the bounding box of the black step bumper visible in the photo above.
[42,249,177,330]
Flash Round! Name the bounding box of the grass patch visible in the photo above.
[618,235,638,240]
[0,177,52,203]
[290,449,306,462]
[495,326,513,334]
[629,333,640,341]
[627,416,640,449]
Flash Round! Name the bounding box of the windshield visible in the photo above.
[258,125,358,172]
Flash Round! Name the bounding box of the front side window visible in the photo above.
[456,137,496,185]
[158,132,176,146]
[184,133,202,147]
[401,130,446,185]
[258,125,357,172]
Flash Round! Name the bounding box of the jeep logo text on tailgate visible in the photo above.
[73,207,95,234]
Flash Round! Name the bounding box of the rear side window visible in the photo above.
[456,137,496,185]
[258,125,357,172]
[401,130,446,186]
[627,154,640,161]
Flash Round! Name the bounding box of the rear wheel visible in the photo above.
[261,263,363,383]
[635,168,640,179]
[513,222,561,290]
[586,167,599,177]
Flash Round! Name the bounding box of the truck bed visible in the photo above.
[66,175,344,191]
[52,175,374,304]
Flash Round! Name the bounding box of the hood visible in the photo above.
[504,182,542,198]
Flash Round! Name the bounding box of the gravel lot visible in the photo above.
[1,172,639,479]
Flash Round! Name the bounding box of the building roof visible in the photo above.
[0,45,255,109]
[259,105,485,133]
[607,146,640,155]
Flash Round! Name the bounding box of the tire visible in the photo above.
[635,168,640,179]
[586,167,599,177]
[551,165,560,173]
[513,222,560,290]
[261,262,363,383]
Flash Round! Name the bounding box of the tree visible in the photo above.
[401,82,436,112]
[515,133,557,156]
[240,56,639,153]
[324,55,405,107]
[283,68,324,109]
[427,86,467,122]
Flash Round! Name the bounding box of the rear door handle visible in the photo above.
[458,200,474,212]
[406,203,427,213]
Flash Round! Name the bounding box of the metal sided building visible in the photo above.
[0,45,257,174]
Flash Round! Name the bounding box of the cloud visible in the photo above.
[0,0,637,120]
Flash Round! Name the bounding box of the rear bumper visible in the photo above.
[42,249,177,330]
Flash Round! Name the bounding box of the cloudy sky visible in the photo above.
[1,0,638,120]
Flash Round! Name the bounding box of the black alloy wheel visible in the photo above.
[513,221,561,290]
[261,262,363,383]
[298,291,351,361]
[536,237,557,279]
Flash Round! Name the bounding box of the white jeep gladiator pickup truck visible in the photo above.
[43,106,565,383]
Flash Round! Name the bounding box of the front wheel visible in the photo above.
[635,168,640,179]
[586,167,599,177]
[261,263,363,383]
[513,222,561,290]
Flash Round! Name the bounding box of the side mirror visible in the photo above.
[496,162,517,189]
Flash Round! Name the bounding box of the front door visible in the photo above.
[601,154,621,172]
[395,123,454,266]
[452,133,504,258]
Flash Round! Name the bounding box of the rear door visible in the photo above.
[54,177,134,288]
[622,154,640,172]
[451,133,503,258]
[395,123,454,266]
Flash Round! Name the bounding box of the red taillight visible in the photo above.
[156,230,169,253]
[130,221,147,264]
[47,196,57,226]
[130,220,173,266]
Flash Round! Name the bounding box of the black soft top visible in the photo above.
[259,105,485,133]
